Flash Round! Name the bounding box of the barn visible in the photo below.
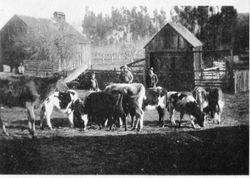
[0,12,91,75]
[144,22,203,91]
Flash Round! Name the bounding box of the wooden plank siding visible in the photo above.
[144,23,203,90]
[234,70,249,93]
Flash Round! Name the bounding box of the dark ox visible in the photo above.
[193,87,224,124]
[104,83,146,131]
[168,92,205,128]
[0,73,67,136]
[83,91,119,130]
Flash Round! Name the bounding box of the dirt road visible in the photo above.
[0,92,248,174]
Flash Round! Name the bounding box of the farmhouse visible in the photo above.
[0,12,91,75]
[144,22,203,91]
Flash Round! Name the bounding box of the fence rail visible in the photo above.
[23,60,59,76]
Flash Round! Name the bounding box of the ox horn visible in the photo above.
[62,64,88,83]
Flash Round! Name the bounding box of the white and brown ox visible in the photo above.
[0,73,68,137]
[193,87,224,124]
[167,92,205,128]
[0,64,88,137]
[40,89,88,130]
[104,83,146,131]
[105,85,168,129]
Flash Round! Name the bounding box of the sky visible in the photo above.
[0,0,249,30]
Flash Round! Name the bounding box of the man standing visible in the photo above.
[146,67,158,88]
[89,72,99,91]
[119,65,133,83]
[18,62,25,74]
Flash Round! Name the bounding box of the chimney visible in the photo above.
[53,11,65,23]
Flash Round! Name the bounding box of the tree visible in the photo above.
[171,6,239,50]
[220,6,237,47]
[81,6,157,45]
[8,21,78,70]
[234,13,249,51]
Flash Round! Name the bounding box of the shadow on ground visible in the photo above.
[0,125,248,175]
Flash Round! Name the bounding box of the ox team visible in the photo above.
[40,67,224,131]
[0,67,224,136]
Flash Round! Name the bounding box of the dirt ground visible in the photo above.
[0,91,249,174]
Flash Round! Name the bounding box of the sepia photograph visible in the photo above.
[0,0,249,175]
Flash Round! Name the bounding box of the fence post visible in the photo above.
[230,49,233,61]
[36,60,39,76]
[102,54,105,64]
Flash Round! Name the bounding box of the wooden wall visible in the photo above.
[145,24,192,51]
[59,43,91,71]
[0,15,91,73]
[144,24,199,90]
[234,70,249,93]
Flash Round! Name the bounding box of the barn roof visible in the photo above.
[15,14,89,44]
[144,22,202,48]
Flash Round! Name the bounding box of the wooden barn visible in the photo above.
[144,22,203,91]
[0,12,91,75]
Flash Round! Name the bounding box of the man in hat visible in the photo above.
[18,62,25,74]
[89,72,99,91]
[119,64,133,83]
[146,67,158,88]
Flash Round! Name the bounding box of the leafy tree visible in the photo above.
[234,13,249,51]
[2,21,78,70]
[171,6,239,50]
[82,6,157,45]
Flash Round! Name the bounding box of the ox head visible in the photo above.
[57,91,72,109]
[56,90,78,109]
[145,87,167,107]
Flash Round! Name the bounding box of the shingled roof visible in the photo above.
[15,14,89,44]
[144,22,202,48]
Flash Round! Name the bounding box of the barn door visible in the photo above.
[150,52,194,91]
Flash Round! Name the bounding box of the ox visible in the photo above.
[0,73,67,136]
[40,89,88,130]
[168,92,205,128]
[83,91,118,130]
[141,87,168,127]
[112,94,127,130]
[193,87,224,124]
[104,83,146,131]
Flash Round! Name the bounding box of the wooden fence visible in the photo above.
[76,69,121,90]
[23,60,59,76]
[234,70,249,93]
[194,69,229,88]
